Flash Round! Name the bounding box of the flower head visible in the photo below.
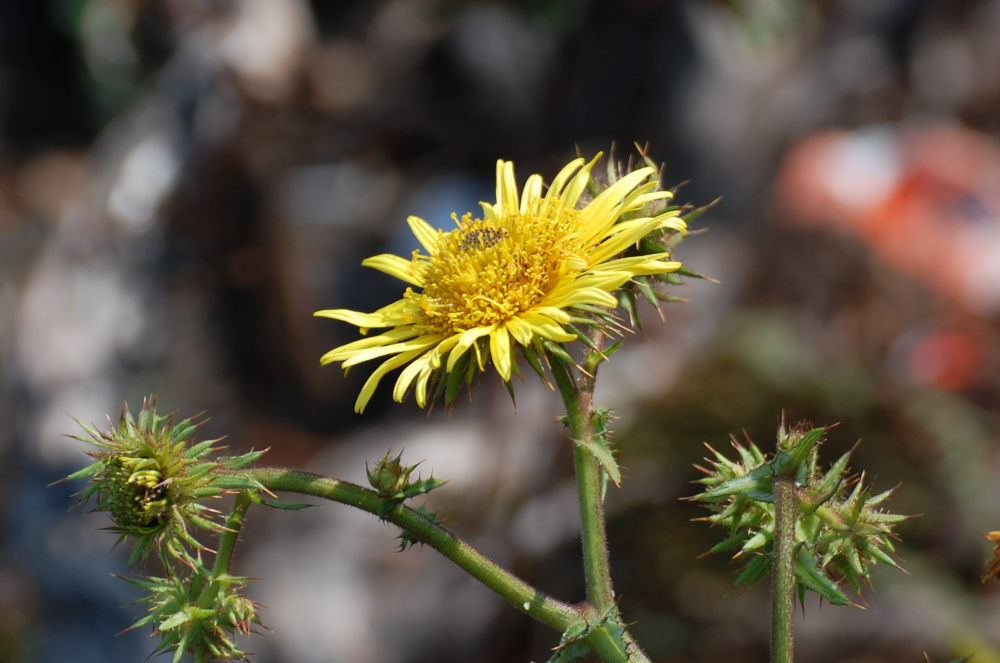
[316,155,686,412]
[63,397,263,565]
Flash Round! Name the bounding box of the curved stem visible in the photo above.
[241,467,580,632]
[550,358,616,613]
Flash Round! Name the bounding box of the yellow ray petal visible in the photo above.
[393,353,432,403]
[548,271,632,300]
[414,351,446,407]
[320,327,421,364]
[355,349,425,413]
[479,201,499,222]
[516,311,577,343]
[558,154,601,212]
[520,174,543,214]
[497,160,519,214]
[314,301,408,331]
[547,157,585,199]
[504,315,535,346]
[599,254,681,276]
[447,326,493,371]
[628,190,674,210]
[587,217,669,264]
[393,337,458,404]
[489,327,513,381]
[528,305,572,324]
[361,254,422,286]
[342,335,444,368]
[407,216,441,254]
[577,167,655,240]
[555,286,620,309]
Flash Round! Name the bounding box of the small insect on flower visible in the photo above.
[316,155,687,412]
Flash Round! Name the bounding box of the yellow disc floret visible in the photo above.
[411,208,584,334]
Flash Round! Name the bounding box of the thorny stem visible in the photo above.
[240,468,581,632]
[772,475,797,663]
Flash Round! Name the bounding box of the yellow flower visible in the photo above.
[316,155,686,413]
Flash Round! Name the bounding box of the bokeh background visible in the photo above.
[4,1,1000,661]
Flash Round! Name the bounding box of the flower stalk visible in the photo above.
[771,475,796,663]
[239,467,581,632]
[551,357,616,612]
[210,490,252,587]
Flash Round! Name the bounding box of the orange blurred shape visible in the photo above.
[906,330,985,390]
[775,123,1000,316]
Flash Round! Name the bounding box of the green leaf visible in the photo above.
[519,343,550,384]
[445,352,472,404]
[794,546,850,605]
[211,475,265,492]
[541,338,574,364]
[258,496,311,510]
[616,289,639,327]
[583,339,623,375]
[183,439,216,459]
[221,449,265,469]
[735,553,770,587]
[403,476,446,499]
[698,464,774,503]
[815,447,853,497]
[773,426,826,477]
[574,435,621,488]
[680,198,720,225]
[398,506,438,550]
[61,462,102,482]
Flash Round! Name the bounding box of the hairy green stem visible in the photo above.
[772,476,796,663]
[191,490,253,612]
[551,358,616,612]
[213,490,252,579]
[550,356,652,663]
[242,467,580,632]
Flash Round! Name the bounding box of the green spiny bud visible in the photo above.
[691,420,908,605]
[367,450,445,518]
[129,562,261,663]
[62,396,232,565]
[367,451,416,497]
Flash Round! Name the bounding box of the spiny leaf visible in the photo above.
[575,435,621,488]
[795,546,850,606]
[697,463,774,503]
[258,496,311,510]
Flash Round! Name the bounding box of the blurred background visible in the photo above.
[4,1,1000,661]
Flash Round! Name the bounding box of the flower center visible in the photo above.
[407,205,584,333]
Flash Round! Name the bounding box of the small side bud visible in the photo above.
[367,451,417,497]
[367,450,445,517]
